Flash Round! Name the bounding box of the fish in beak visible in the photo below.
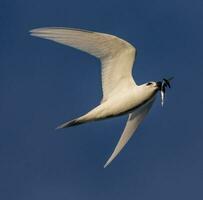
[156,77,173,107]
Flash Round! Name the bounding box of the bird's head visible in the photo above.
[144,81,158,89]
[143,77,173,106]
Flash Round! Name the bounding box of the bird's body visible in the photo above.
[30,27,172,167]
[61,83,158,127]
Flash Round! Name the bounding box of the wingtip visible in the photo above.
[103,157,113,168]
[55,122,67,130]
[55,125,63,130]
[29,28,38,35]
[29,29,40,37]
[29,27,44,33]
[29,29,34,36]
[29,32,36,37]
[29,28,48,37]
[103,162,110,168]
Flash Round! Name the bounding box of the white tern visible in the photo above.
[30,27,173,168]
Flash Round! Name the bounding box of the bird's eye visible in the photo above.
[146,82,153,86]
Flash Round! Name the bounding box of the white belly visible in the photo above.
[81,87,158,122]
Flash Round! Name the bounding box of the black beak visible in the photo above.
[156,77,173,91]
[156,81,162,90]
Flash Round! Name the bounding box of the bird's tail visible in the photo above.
[56,104,105,129]
[56,117,85,129]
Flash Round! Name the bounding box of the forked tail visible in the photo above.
[56,117,85,129]
[56,104,104,129]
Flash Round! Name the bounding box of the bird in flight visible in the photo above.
[30,27,173,168]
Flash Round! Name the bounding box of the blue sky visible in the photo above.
[1,0,203,199]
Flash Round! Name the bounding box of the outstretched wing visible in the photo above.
[104,100,154,168]
[30,27,137,102]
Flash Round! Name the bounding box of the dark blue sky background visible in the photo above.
[1,0,203,199]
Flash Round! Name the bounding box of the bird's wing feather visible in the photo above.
[104,100,154,168]
[30,27,137,101]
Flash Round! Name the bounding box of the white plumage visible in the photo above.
[30,27,171,168]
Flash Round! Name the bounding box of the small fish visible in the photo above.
[160,77,174,107]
